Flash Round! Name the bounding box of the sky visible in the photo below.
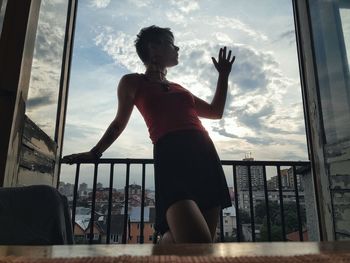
[26,0,309,188]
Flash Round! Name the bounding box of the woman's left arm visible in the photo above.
[194,46,235,119]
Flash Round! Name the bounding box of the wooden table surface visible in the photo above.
[0,242,350,258]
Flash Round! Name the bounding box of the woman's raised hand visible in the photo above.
[62,151,96,165]
[212,46,235,76]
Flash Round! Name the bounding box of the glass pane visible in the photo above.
[25,0,69,139]
[0,0,7,35]
[339,2,350,74]
[309,0,350,144]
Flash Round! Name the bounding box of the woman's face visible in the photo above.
[149,34,179,67]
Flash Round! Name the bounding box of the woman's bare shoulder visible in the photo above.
[118,73,144,97]
[120,73,144,85]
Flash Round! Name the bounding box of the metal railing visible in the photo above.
[60,158,310,244]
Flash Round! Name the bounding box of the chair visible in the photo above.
[0,185,74,245]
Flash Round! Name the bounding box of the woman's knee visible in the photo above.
[159,231,175,244]
[166,199,212,243]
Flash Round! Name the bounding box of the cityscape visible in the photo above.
[59,158,307,244]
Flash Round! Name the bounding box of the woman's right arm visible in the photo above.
[63,74,138,164]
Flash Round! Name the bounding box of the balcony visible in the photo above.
[59,158,311,244]
[1,0,350,249]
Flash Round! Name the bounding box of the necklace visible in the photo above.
[144,70,170,92]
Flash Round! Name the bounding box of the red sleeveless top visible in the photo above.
[134,77,207,143]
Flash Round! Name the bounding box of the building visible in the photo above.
[129,183,142,195]
[267,167,304,190]
[238,189,305,211]
[237,158,264,190]
[100,214,126,244]
[74,207,104,244]
[216,206,237,241]
[74,207,127,244]
[267,176,278,190]
[121,206,156,244]
[79,183,88,192]
[58,182,74,198]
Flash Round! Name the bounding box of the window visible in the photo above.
[25,0,69,138]
[86,233,99,240]
[110,234,119,243]
[339,1,350,73]
[309,0,350,143]
[64,0,307,163]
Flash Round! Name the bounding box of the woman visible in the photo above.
[63,25,235,244]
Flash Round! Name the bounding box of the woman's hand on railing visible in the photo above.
[62,151,97,164]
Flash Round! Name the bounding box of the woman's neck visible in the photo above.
[145,64,167,82]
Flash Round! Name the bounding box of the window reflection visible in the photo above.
[26,0,68,139]
[0,0,7,35]
[339,2,350,74]
[309,0,350,144]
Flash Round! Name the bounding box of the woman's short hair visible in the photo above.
[135,25,173,65]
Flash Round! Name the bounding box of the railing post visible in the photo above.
[293,166,304,241]
[277,165,286,241]
[89,163,99,244]
[139,163,146,244]
[219,209,224,242]
[106,163,114,244]
[233,165,241,242]
[71,163,80,236]
[122,162,130,244]
[262,165,272,241]
[247,165,256,241]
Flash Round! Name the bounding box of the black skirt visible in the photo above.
[153,129,232,235]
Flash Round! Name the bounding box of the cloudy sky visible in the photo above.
[27,0,309,187]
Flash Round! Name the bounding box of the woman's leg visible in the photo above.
[166,199,212,243]
[200,206,221,241]
[159,230,175,244]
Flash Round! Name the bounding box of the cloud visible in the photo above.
[93,28,304,153]
[64,123,102,140]
[45,0,66,4]
[89,0,111,8]
[276,29,295,45]
[128,0,153,7]
[25,0,68,137]
[94,29,144,72]
[206,16,269,42]
[166,11,187,25]
[279,30,295,40]
[236,104,275,131]
[215,32,233,43]
[63,0,308,162]
[27,95,53,109]
[212,128,239,139]
[170,0,200,14]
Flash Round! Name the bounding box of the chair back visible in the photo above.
[0,185,74,245]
